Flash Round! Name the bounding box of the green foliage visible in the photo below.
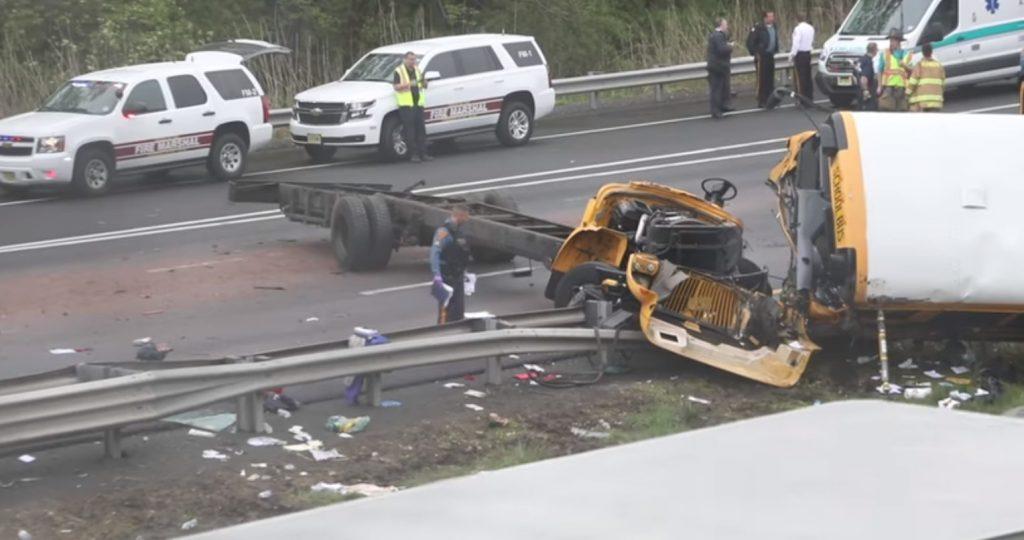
[0,0,855,116]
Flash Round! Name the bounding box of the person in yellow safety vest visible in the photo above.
[907,42,945,112]
[392,51,433,162]
[877,29,914,112]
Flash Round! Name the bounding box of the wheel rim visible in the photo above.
[508,109,530,140]
[220,143,243,173]
[392,126,407,156]
[84,159,109,190]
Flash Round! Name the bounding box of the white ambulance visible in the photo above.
[0,40,287,196]
[817,0,1024,107]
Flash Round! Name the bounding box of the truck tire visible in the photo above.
[554,262,616,308]
[362,194,394,270]
[468,191,519,264]
[828,94,856,109]
[379,114,409,161]
[208,132,248,181]
[71,146,114,196]
[331,195,373,271]
[304,145,337,163]
[496,100,534,147]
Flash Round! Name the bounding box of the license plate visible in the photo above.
[836,76,854,87]
[307,133,322,145]
[1,171,14,182]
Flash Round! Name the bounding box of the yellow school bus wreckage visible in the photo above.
[544,112,1024,387]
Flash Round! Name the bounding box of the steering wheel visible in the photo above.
[700,178,738,207]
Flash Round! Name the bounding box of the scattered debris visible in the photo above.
[464,374,477,382]
[856,356,875,365]
[337,433,354,439]
[488,413,510,428]
[442,382,465,389]
[875,383,903,395]
[136,342,173,361]
[523,364,545,372]
[48,348,90,355]
[276,409,292,419]
[258,490,273,499]
[246,437,285,447]
[311,482,347,495]
[180,519,198,531]
[132,337,152,346]
[347,483,399,497]
[284,464,295,471]
[923,370,944,379]
[571,427,611,439]
[513,373,532,381]
[188,429,216,438]
[686,396,711,405]
[17,455,35,464]
[304,317,320,323]
[951,366,970,375]
[250,463,268,468]
[597,419,612,430]
[464,312,495,319]
[903,387,933,400]
[201,450,229,461]
[949,390,973,401]
[246,473,261,482]
[325,416,370,434]
[380,400,403,408]
[947,376,972,385]
[289,425,314,442]
[309,448,345,462]
[464,404,484,412]
[263,391,301,414]
[165,411,237,432]
[976,388,991,398]
[937,397,961,410]
[464,389,487,399]
[897,359,918,370]
[17,530,32,540]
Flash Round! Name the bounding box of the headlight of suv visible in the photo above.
[37,136,66,154]
[348,101,375,119]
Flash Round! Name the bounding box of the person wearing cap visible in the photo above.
[877,30,915,111]
[907,42,945,112]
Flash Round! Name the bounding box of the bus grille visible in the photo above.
[662,276,742,331]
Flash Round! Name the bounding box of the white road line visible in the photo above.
[437,149,786,197]
[146,257,246,273]
[414,137,788,194]
[0,197,54,207]
[963,103,1018,114]
[359,269,518,296]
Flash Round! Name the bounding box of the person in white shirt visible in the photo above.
[789,13,815,100]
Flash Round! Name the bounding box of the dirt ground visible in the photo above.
[1,344,1017,540]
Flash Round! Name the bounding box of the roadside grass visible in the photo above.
[402,435,557,487]
[282,490,365,509]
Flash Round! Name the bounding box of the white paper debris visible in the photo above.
[246,473,261,481]
[856,356,875,365]
[246,437,285,447]
[464,389,487,399]
[975,388,991,397]
[202,450,228,461]
[949,390,972,401]
[48,349,79,355]
[18,530,32,540]
[875,383,903,395]
[250,463,268,468]
[338,433,354,439]
[938,397,961,410]
[348,483,399,497]
[897,359,918,370]
[686,396,711,405]
[17,455,35,464]
[951,366,970,375]
[312,482,347,495]
[284,463,296,471]
[258,490,273,499]
[464,311,494,319]
[304,317,320,323]
[464,273,477,296]
[133,337,152,346]
[276,409,292,419]
[923,370,944,379]
[523,364,545,372]
[571,427,611,439]
[188,428,216,438]
[181,519,198,531]
[309,448,345,462]
[443,382,465,389]
[903,387,933,400]
[465,404,485,412]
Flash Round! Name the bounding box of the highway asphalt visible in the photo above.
[0,84,1019,380]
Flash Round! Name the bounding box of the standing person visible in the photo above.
[877,30,914,112]
[789,14,815,101]
[706,17,735,119]
[429,205,471,324]
[751,11,779,108]
[857,42,880,110]
[393,51,433,162]
[907,42,945,112]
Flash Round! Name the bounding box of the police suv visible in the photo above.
[0,40,288,196]
[290,34,555,162]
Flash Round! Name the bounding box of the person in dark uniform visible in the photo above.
[857,42,879,110]
[430,205,471,323]
[706,17,735,119]
[392,51,433,162]
[752,11,779,108]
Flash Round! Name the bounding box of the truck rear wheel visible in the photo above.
[362,194,394,270]
[331,195,373,271]
[468,191,519,264]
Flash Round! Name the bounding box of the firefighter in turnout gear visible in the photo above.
[907,42,945,112]
[430,205,471,323]
[877,30,914,112]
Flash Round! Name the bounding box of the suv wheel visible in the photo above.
[71,147,114,196]
[379,115,409,161]
[305,145,337,163]
[496,101,533,147]
[208,132,248,181]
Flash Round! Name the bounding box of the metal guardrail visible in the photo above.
[0,306,645,457]
[269,51,819,125]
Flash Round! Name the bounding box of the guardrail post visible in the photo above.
[104,428,122,459]
[587,71,600,109]
[366,373,383,407]
[585,300,615,370]
[236,392,266,433]
[655,83,665,102]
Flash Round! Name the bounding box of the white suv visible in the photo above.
[0,40,288,196]
[290,34,555,162]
